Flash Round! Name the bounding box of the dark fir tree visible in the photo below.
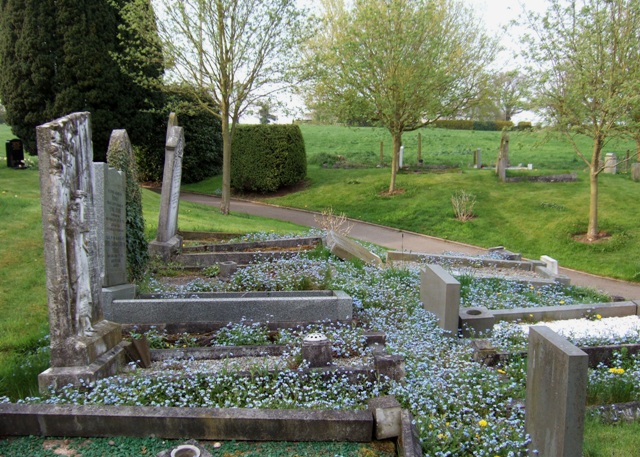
[0,0,58,153]
[0,0,164,158]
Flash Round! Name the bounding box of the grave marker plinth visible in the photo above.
[36,112,128,392]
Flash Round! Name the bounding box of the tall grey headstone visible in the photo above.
[149,113,185,260]
[525,326,588,457]
[93,163,126,287]
[420,265,460,334]
[36,112,127,392]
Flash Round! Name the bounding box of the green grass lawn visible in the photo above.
[0,163,306,399]
[188,124,640,281]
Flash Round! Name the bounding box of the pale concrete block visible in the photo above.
[420,265,460,334]
[540,255,559,275]
[367,395,402,439]
[526,326,588,457]
[326,231,382,267]
[459,306,495,337]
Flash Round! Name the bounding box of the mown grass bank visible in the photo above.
[184,125,640,281]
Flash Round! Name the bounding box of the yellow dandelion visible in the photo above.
[596,314,602,319]
[478,419,488,427]
[559,300,565,304]
[497,369,506,375]
[608,367,625,374]
[437,433,444,439]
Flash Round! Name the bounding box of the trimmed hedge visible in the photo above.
[135,85,223,184]
[433,119,518,131]
[231,124,306,193]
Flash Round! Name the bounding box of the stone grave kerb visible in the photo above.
[149,113,185,260]
[36,112,128,392]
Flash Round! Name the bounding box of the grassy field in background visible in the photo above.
[298,124,637,170]
[185,124,640,281]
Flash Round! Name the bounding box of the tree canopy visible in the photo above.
[305,0,497,193]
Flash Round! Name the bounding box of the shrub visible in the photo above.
[135,85,223,183]
[107,131,149,282]
[433,119,515,131]
[517,121,533,131]
[231,124,306,193]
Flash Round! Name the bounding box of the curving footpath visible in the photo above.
[180,192,640,300]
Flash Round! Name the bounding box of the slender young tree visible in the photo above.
[136,0,307,214]
[524,0,640,240]
[305,0,496,193]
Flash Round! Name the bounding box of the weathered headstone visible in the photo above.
[525,326,588,457]
[95,132,137,308]
[325,230,383,267]
[632,163,640,182]
[604,153,617,174]
[420,265,460,334]
[36,112,127,392]
[93,163,127,287]
[149,113,185,259]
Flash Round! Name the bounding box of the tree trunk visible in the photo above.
[220,113,232,215]
[587,136,602,241]
[388,131,402,193]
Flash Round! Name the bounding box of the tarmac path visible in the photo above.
[180,191,640,300]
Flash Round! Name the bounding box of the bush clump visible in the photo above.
[433,119,517,131]
[106,131,149,282]
[231,124,306,193]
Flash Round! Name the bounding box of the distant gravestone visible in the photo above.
[420,265,460,334]
[5,139,24,168]
[36,112,127,392]
[473,148,481,168]
[149,113,185,260]
[632,163,640,182]
[604,153,617,174]
[326,231,383,267]
[525,326,588,457]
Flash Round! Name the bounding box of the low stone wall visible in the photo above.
[181,236,323,253]
[106,290,353,328]
[0,401,423,456]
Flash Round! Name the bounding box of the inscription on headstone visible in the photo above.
[94,163,127,287]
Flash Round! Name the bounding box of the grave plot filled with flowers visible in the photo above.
[7,233,639,456]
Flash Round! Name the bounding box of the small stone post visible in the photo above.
[302,333,333,367]
[417,133,422,165]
